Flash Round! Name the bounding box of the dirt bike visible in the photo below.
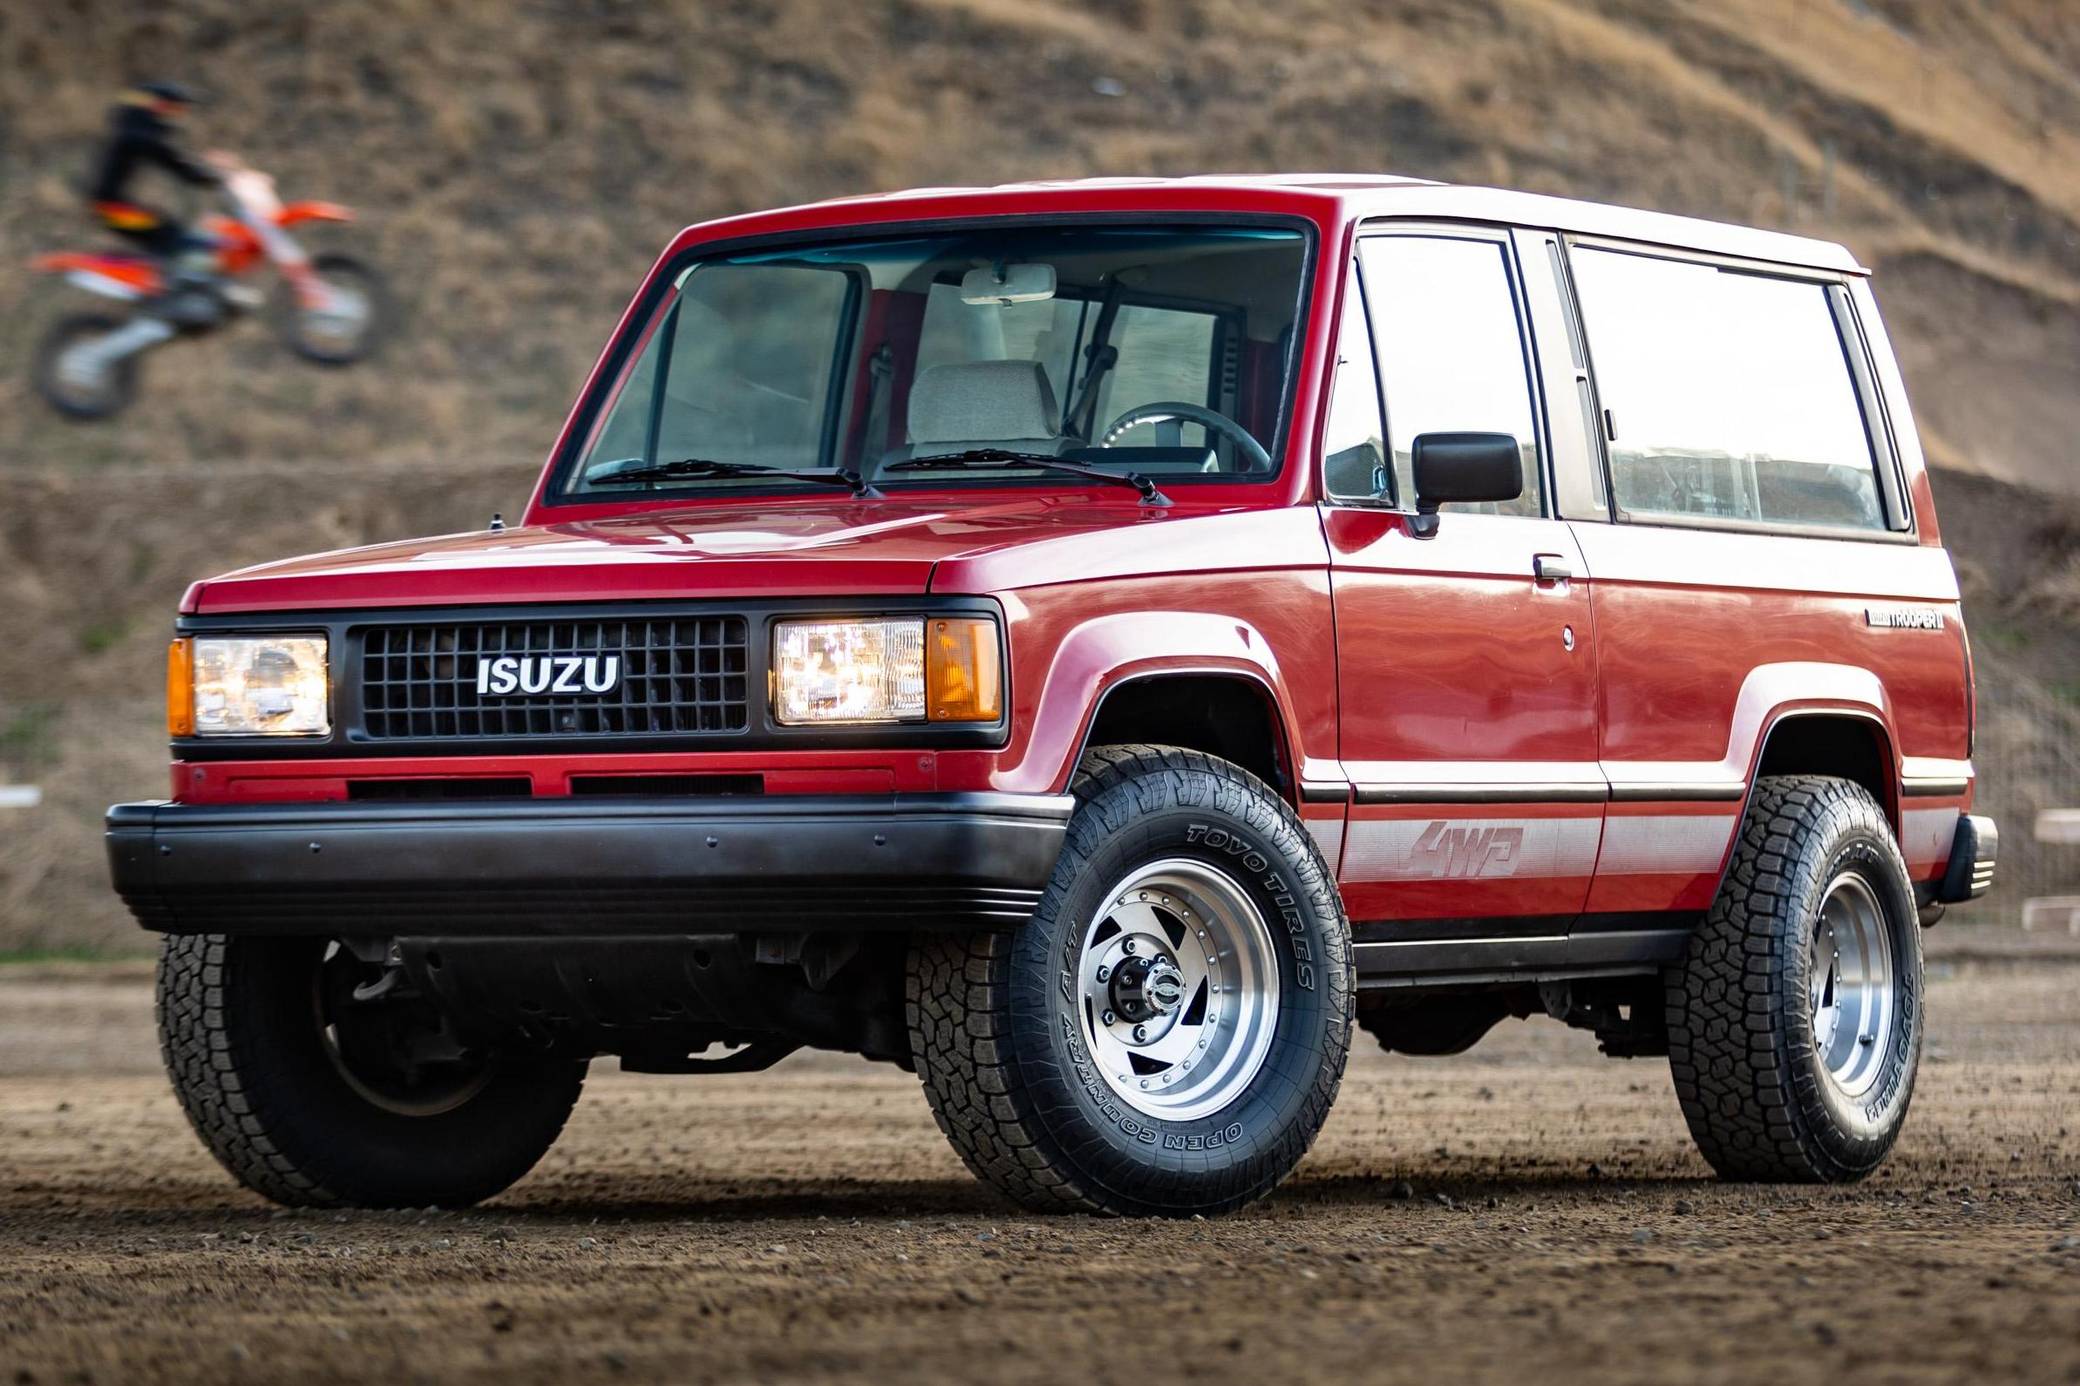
[29,162,386,419]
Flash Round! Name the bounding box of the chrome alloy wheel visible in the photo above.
[1808,870,1897,1101]
[1076,858,1280,1121]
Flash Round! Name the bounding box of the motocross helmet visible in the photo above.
[134,80,203,112]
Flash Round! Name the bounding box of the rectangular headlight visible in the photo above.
[174,634,331,737]
[774,619,927,724]
[773,616,1001,726]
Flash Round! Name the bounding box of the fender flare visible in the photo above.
[1703,662,1905,900]
[1726,662,1899,794]
[999,610,1308,796]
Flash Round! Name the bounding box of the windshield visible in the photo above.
[560,224,1310,499]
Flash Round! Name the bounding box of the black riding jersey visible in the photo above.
[89,101,217,205]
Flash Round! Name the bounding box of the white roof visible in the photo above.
[803,174,1865,275]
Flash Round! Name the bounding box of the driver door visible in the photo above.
[1324,229,1603,932]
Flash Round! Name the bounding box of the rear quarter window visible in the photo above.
[1571,247,1888,533]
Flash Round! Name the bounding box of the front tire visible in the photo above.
[1666,775,1923,1182]
[907,745,1352,1216]
[157,934,585,1208]
[274,253,387,364]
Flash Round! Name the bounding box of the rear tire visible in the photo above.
[907,745,1352,1216]
[1666,775,1923,1182]
[33,313,139,420]
[157,934,585,1208]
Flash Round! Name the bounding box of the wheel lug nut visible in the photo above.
[1133,1025,1148,1042]
[1122,939,1137,955]
[1095,964,1110,982]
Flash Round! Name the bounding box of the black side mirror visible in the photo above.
[1409,431,1523,537]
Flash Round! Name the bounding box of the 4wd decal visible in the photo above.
[1409,821,1524,879]
[1341,815,1602,884]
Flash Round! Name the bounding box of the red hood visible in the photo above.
[181,493,1271,613]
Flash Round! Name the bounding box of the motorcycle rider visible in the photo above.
[87,82,226,282]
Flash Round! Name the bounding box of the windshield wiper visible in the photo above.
[885,448,1171,507]
[583,456,880,497]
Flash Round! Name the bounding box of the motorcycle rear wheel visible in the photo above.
[33,313,140,420]
[274,253,387,365]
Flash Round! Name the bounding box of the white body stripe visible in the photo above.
[1304,818,1344,876]
[1902,806,1962,868]
[1594,814,1739,876]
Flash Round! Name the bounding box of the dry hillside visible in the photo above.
[0,0,2076,949]
[2,0,2078,485]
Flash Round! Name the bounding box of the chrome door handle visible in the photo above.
[1533,554,1573,584]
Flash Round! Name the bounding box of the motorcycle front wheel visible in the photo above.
[33,313,141,420]
[275,252,388,365]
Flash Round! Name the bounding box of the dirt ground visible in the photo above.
[3,937,2077,1385]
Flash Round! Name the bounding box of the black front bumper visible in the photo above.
[107,793,1073,937]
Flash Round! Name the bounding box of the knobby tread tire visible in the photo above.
[907,744,1352,1216]
[907,928,1089,1210]
[157,934,585,1208]
[159,934,331,1206]
[1665,775,1922,1183]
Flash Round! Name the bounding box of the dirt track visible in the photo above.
[4,941,2078,1385]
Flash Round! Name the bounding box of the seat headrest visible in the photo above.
[908,361,1060,444]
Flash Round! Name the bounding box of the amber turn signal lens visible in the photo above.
[925,618,1002,722]
[166,638,195,737]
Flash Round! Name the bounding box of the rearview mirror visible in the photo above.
[1409,432,1523,537]
[959,262,1057,306]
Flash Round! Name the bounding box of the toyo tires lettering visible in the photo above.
[1182,824,1271,874]
[1185,823,1315,991]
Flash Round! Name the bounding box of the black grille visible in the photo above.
[358,618,750,740]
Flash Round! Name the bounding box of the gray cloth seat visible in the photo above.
[882,360,1078,466]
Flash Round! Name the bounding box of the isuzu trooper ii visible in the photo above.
[110,175,1996,1216]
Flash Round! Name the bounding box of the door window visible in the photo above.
[1357,235,1544,517]
[1570,248,1887,532]
[1322,263,1389,501]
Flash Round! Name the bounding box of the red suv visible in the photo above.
[111,176,1996,1217]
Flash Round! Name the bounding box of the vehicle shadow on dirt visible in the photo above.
[502,1167,1722,1223]
[16,1173,1713,1232]
[19,1169,1724,1230]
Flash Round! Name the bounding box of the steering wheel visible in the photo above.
[1097,401,1272,472]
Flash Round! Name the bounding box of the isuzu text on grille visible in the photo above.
[474,654,622,696]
